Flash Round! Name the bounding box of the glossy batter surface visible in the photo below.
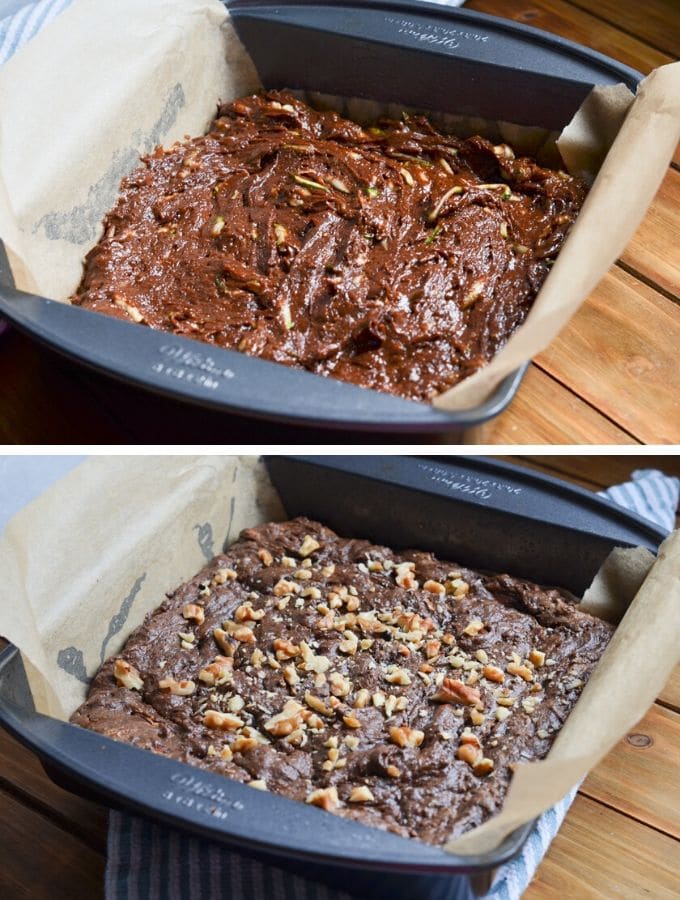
[72,92,586,401]
[72,518,613,844]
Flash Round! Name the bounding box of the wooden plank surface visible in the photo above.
[0,787,105,900]
[466,0,674,72]
[580,705,680,839]
[508,454,680,489]
[524,795,680,900]
[621,167,680,300]
[567,0,680,57]
[461,364,636,445]
[0,728,108,852]
[535,268,680,444]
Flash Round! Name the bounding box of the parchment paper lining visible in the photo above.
[0,456,678,856]
[0,0,679,408]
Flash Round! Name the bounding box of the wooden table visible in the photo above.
[1,454,679,898]
[1,0,678,445]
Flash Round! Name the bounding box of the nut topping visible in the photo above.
[306,786,340,811]
[483,665,505,683]
[456,743,481,766]
[198,655,233,686]
[529,649,546,667]
[472,757,495,777]
[432,678,482,708]
[158,677,196,696]
[304,692,335,717]
[349,786,374,803]
[299,535,321,557]
[182,603,205,625]
[273,638,300,660]
[203,710,244,731]
[384,665,412,686]
[507,661,534,682]
[389,725,424,748]
[235,603,265,622]
[113,659,144,691]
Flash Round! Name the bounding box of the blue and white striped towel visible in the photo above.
[106,468,678,900]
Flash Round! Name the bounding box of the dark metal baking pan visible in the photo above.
[0,457,665,898]
[0,0,642,432]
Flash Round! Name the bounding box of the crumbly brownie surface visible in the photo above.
[72,91,586,401]
[72,518,613,843]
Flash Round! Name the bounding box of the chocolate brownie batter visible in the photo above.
[72,92,587,401]
[72,518,613,844]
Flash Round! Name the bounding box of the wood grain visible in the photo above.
[0,787,105,900]
[510,454,680,489]
[621,167,680,301]
[536,268,680,443]
[461,363,636,445]
[566,0,680,58]
[580,705,680,838]
[466,0,673,73]
[524,794,680,899]
[0,729,108,852]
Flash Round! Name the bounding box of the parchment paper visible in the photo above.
[0,456,678,857]
[0,0,678,408]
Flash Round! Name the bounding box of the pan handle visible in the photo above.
[226,0,641,130]
[0,679,494,871]
[0,240,526,430]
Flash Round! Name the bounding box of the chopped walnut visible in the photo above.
[113,659,143,691]
[389,725,424,748]
[198,655,233,686]
[273,638,300,660]
[529,649,546,667]
[213,567,237,584]
[483,665,505,683]
[423,579,446,595]
[299,535,321,558]
[158,677,196,696]
[456,743,481,766]
[203,709,244,731]
[342,713,362,729]
[235,603,265,622]
[257,549,273,567]
[304,691,334,717]
[432,678,482,708]
[306,786,340,811]
[507,661,534,682]
[273,578,300,597]
[283,664,300,687]
[348,785,374,803]
[339,631,359,655]
[384,665,412,686]
[353,688,371,708]
[182,603,205,625]
[329,672,352,698]
[462,620,484,636]
[473,757,494,777]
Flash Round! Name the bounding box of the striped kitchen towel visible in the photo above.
[0,0,73,66]
[106,468,678,900]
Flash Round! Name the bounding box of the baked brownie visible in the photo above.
[72,518,613,843]
[72,92,587,401]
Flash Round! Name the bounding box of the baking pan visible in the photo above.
[0,0,642,433]
[0,456,666,899]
